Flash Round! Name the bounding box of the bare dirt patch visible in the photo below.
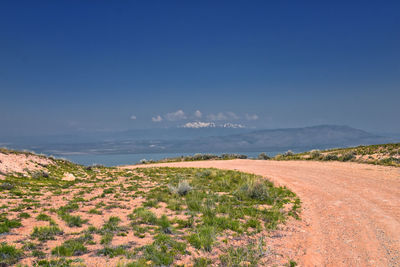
[0,151,54,177]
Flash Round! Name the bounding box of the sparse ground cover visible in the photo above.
[137,143,400,167]
[139,153,248,164]
[0,149,300,266]
[273,143,400,167]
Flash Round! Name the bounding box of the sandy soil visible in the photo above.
[0,152,53,178]
[124,160,400,267]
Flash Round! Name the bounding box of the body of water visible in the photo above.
[58,151,292,166]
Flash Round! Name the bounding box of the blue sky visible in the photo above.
[1,1,399,136]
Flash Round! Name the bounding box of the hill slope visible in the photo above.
[182,125,388,152]
[0,149,299,266]
[275,142,400,167]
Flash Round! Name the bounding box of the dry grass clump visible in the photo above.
[168,180,192,196]
[238,178,270,201]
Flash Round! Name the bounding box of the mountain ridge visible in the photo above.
[1,125,396,155]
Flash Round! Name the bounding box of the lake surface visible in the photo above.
[58,151,292,166]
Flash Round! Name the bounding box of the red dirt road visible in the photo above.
[124,160,400,266]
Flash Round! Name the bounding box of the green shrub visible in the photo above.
[287,259,298,267]
[340,152,355,161]
[142,234,186,266]
[36,213,52,221]
[194,257,212,267]
[219,245,262,266]
[88,208,102,215]
[97,246,127,258]
[34,258,75,266]
[18,212,31,219]
[195,169,212,178]
[31,225,63,241]
[0,182,14,190]
[237,178,271,202]
[0,215,22,234]
[102,188,115,195]
[166,198,182,211]
[168,180,192,196]
[102,216,122,232]
[258,152,270,160]
[52,239,87,256]
[60,214,88,227]
[185,192,203,212]
[188,226,215,251]
[129,208,157,225]
[283,150,294,156]
[157,215,171,233]
[309,149,321,159]
[100,232,113,245]
[121,260,149,267]
[322,154,339,161]
[0,243,23,265]
[32,171,49,179]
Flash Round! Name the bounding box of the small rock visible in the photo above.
[62,173,76,181]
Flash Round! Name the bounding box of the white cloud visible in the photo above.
[222,123,245,128]
[182,121,245,129]
[245,114,259,121]
[130,115,137,120]
[207,112,227,121]
[207,112,239,121]
[194,110,202,118]
[182,121,216,128]
[226,112,239,120]
[152,115,163,122]
[165,110,187,121]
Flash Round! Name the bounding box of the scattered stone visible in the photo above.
[63,173,76,181]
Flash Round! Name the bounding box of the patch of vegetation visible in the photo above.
[194,257,212,267]
[0,242,23,265]
[18,212,31,219]
[129,208,157,225]
[88,208,102,215]
[36,213,52,221]
[97,245,128,258]
[258,152,270,160]
[140,153,248,164]
[98,216,127,246]
[0,182,15,190]
[275,143,400,167]
[0,214,22,234]
[168,180,192,196]
[219,240,265,267]
[141,234,187,266]
[52,239,88,256]
[188,225,215,251]
[61,214,88,227]
[56,202,88,227]
[33,258,80,266]
[31,225,63,241]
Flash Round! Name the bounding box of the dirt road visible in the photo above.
[123,160,400,266]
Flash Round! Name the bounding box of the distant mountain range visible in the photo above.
[1,125,397,155]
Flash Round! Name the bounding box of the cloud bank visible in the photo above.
[152,115,163,122]
[165,110,187,121]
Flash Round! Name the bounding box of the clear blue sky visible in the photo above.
[1,1,399,136]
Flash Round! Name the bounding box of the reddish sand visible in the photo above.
[0,152,53,178]
[124,160,400,267]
